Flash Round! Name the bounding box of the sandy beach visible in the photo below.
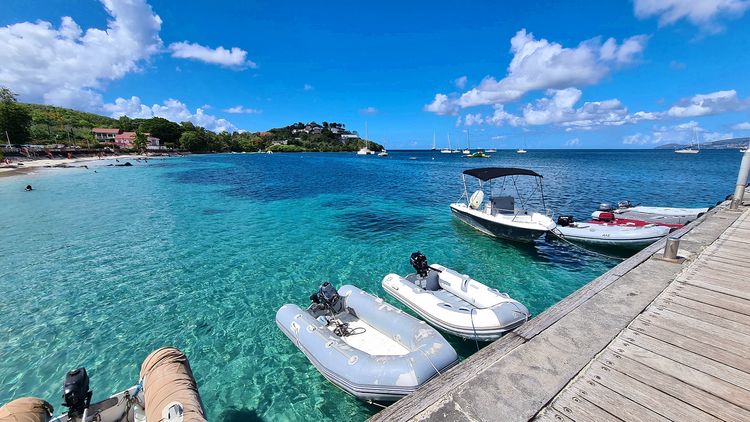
[0,154,177,178]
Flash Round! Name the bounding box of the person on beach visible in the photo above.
[24,185,32,191]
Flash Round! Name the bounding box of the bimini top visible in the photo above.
[463,167,542,181]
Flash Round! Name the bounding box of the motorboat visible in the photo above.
[440,148,452,154]
[356,147,374,155]
[465,151,490,158]
[553,215,671,249]
[516,149,527,154]
[0,347,206,422]
[382,252,529,341]
[462,149,471,154]
[450,167,556,242]
[486,149,497,153]
[276,283,458,402]
[378,149,388,157]
[610,201,708,226]
[590,210,683,229]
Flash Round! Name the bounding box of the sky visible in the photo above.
[1,0,750,149]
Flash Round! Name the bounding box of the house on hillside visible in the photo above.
[92,128,121,142]
[271,140,288,146]
[114,132,161,149]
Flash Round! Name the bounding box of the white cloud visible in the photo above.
[732,122,750,130]
[623,133,654,144]
[455,76,468,89]
[478,88,654,130]
[634,0,750,32]
[0,0,162,110]
[104,96,238,132]
[435,29,648,110]
[169,41,256,69]
[464,113,484,126]
[224,105,261,114]
[565,138,580,146]
[359,106,378,115]
[424,93,460,115]
[666,90,748,117]
[303,84,314,91]
[486,104,524,127]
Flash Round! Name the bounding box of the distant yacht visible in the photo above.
[431,131,436,151]
[357,122,375,155]
[378,149,388,157]
[675,130,700,154]
[462,130,471,154]
[441,133,453,153]
[516,149,527,154]
[741,146,748,153]
[486,148,496,153]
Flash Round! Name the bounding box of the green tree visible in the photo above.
[139,117,182,144]
[117,116,136,131]
[0,87,32,144]
[133,131,148,152]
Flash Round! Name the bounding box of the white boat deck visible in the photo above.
[328,316,410,356]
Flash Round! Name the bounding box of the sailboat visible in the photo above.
[357,122,374,155]
[675,130,700,154]
[441,133,453,153]
[431,131,437,151]
[517,135,527,153]
[462,131,471,155]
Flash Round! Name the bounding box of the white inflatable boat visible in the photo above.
[382,253,530,342]
[276,283,459,402]
[554,217,671,248]
[0,347,206,422]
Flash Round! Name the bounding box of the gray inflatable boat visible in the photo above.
[276,283,459,402]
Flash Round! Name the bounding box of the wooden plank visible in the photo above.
[642,308,750,351]
[659,294,750,326]
[550,387,623,422]
[599,350,750,421]
[671,283,750,316]
[680,275,750,301]
[534,407,575,422]
[639,311,750,359]
[586,361,721,422]
[654,300,750,335]
[608,341,750,410]
[565,379,669,422]
[615,334,750,391]
[627,322,750,373]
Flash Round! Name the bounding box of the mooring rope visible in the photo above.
[549,227,625,261]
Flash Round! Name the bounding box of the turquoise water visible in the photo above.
[0,150,742,421]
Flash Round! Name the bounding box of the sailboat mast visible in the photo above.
[365,121,369,149]
[448,133,452,150]
[432,131,436,150]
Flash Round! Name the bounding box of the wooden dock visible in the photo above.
[371,195,750,422]
[537,208,750,422]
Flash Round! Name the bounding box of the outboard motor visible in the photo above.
[598,203,614,212]
[310,282,344,314]
[62,367,91,418]
[410,252,429,278]
[556,215,574,227]
[618,200,633,209]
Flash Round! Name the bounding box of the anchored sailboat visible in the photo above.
[675,130,700,154]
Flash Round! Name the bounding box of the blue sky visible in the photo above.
[1,0,750,148]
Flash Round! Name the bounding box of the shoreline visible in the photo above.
[0,153,181,179]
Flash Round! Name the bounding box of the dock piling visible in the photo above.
[730,149,750,210]
[662,237,680,260]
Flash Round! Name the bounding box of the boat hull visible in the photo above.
[275,285,458,402]
[450,204,547,242]
[555,224,670,249]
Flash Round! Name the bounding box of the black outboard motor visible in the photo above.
[618,200,633,209]
[310,282,344,314]
[557,215,574,227]
[410,251,429,278]
[62,367,91,418]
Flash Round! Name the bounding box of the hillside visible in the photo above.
[11,101,382,153]
[655,137,750,150]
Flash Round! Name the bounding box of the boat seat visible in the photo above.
[406,271,440,291]
[491,196,515,215]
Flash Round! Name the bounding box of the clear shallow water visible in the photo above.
[0,150,742,421]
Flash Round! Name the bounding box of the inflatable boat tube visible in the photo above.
[276,285,458,402]
[140,347,207,422]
